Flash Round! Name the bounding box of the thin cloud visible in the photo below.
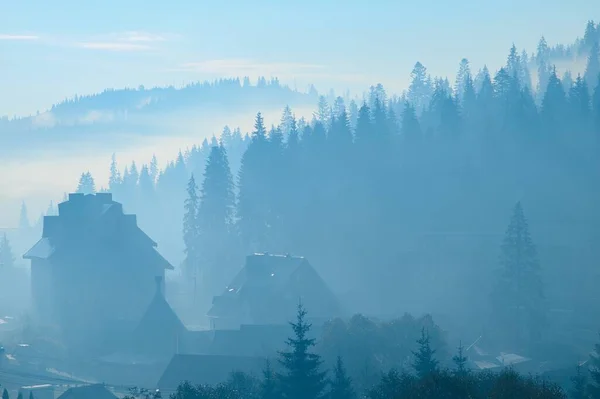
[75,31,172,52]
[77,42,152,52]
[0,34,39,41]
[120,31,167,43]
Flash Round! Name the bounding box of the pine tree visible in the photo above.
[455,58,471,102]
[541,67,567,134]
[108,153,121,192]
[150,154,159,184]
[329,356,355,399]
[260,360,279,399]
[408,62,431,114]
[585,41,600,90]
[19,201,29,230]
[2,388,8,399]
[0,234,15,268]
[412,327,439,378]
[138,165,154,198]
[199,145,235,239]
[277,303,327,399]
[16,392,22,399]
[570,363,588,399]
[315,96,331,127]
[593,74,600,134]
[589,334,600,398]
[76,172,96,195]
[182,175,200,278]
[452,341,468,375]
[492,202,545,347]
[280,105,294,138]
[401,102,421,144]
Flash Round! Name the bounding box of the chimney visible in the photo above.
[155,276,163,297]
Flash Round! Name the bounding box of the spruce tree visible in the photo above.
[570,363,588,399]
[19,202,29,230]
[593,74,600,134]
[76,172,96,195]
[277,303,327,399]
[455,58,471,103]
[260,360,279,399]
[412,327,439,378]
[182,174,200,279]
[585,41,600,91]
[149,154,159,184]
[452,341,468,375]
[589,334,600,398]
[198,144,236,289]
[108,153,121,193]
[2,388,8,399]
[401,102,421,144]
[0,234,15,269]
[329,356,355,399]
[492,202,545,347]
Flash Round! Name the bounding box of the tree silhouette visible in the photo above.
[277,303,327,399]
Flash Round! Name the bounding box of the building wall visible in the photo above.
[30,258,54,324]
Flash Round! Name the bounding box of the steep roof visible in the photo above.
[157,354,265,393]
[23,193,173,269]
[208,253,340,322]
[57,384,117,399]
[132,277,187,356]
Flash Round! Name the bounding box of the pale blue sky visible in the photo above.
[1,0,598,116]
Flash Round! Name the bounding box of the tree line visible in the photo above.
[63,25,600,343]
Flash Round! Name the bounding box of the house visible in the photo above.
[56,384,118,399]
[23,193,174,351]
[208,253,341,330]
[157,354,265,395]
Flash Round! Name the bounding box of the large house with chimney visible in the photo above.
[23,193,173,351]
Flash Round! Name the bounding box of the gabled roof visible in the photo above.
[22,193,173,269]
[57,384,117,399]
[208,253,340,322]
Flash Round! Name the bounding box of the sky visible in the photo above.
[0,0,599,116]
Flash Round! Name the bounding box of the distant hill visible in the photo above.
[0,77,317,153]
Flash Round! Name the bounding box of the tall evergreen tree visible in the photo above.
[454,58,471,103]
[541,67,567,134]
[452,342,468,375]
[149,154,159,184]
[76,172,96,195]
[570,363,588,399]
[109,153,122,193]
[589,334,600,398]
[2,388,8,399]
[585,41,600,91]
[593,74,600,134]
[408,62,431,114]
[19,201,29,230]
[0,234,15,268]
[238,112,271,250]
[277,303,327,399]
[412,328,439,378]
[260,360,279,399]
[329,356,355,399]
[401,102,421,144]
[182,174,200,279]
[492,202,545,347]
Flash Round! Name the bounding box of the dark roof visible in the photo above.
[208,253,340,322]
[57,384,117,399]
[157,354,265,392]
[22,193,173,269]
[132,280,187,355]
